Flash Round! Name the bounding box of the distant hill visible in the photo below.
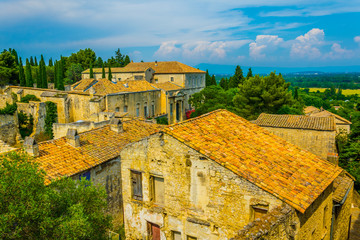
[195,63,360,75]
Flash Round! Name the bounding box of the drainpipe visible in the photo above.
[330,183,352,240]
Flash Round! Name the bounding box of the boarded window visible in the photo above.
[253,207,268,220]
[131,171,142,200]
[151,176,165,205]
[172,231,181,240]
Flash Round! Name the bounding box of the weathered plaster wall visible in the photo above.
[0,113,20,146]
[72,157,123,229]
[0,93,14,108]
[333,184,353,240]
[53,120,110,139]
[261,126,337,161]
[17,101,46,135]
[121,133,284,240]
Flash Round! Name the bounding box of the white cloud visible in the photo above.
[290,28,324,59]
[154,41,181,59]
[355,36,360,44]
[249,35,284,59]
[325,43,353,59]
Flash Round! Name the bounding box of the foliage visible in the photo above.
[18,58,25,87]
[65,63,83,84]
[189,85,238,117]
[219,77,228,90]
[0,151,112,239]
[18,112,34,138]
[89,62,94,78]
[20,94,40,103]
[0,103,17,115]
[108,66,112,81]
[44,101,57,139]
[25,58,33,87]
[102,64,106,78]
[0,50,18,86]
[67,48,97,70]
[156,116,168,125]
[233,72,293,119]
[228,65,244,89]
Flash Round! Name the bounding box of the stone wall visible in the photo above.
[17,101,46,136]
[72,157,123,229]
[261,126,337,161]
[0,113,20,146]
[333,184,353,240]
[0,93,14,108]
[120,133,284,239]
[53,120,110,139]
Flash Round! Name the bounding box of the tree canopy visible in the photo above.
[0,151,112,239]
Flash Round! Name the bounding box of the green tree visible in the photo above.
[102,64,106,78]
[56,59,65,90]
[30,56,34,66]
[228,65,244,89]
[114,48,124,66]
[0,151,112,239]
[233,72,293,119]
[205,70,212,86]
[89,62,94,78]
[40,55,47,88]
[210,75,217,86]
[25,58,33,87]
[95,57,104,68]
[19,57,26,86]
[219,77,228,90]
[10,48,19,66]
[108,66,112,81]
[48,58,53,67]
[246,67,253,79]
[0,50,18,86]
[34,56,38,66]
[124,55,131,66]
[65,63,83,84]
[67,48,97,69]
[293,86,299,100]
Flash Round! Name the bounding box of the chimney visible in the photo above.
[24,137,39,157]
[155,60,158,66]
[66,128,80,147]
[110,118,123,133]
[131,60,133,63]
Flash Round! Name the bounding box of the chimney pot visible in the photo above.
[110,118,123,133]
[66,128,80,147]
[24,137,39,157]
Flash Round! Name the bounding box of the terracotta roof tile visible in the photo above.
[310,110,352,124]
[333,171,354,203]
[36,120,164,184]
[254,113,336,131]
[163,109,342,213]
[72,79,158,95]
[82,61,205,74]
[304,106,320,115]
[151,82,183,91]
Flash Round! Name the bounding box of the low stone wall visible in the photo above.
[17,101,46,136]
[53,120,110,139]
[0,113,20,146]
[0,93,14,108]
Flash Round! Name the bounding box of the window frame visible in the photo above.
[131,170,143,201]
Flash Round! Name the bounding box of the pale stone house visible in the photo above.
[120,109,352,240]
[23,119,164,229]
[304,106,352,134]
[254,113,338,163]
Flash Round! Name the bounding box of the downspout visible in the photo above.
[330,183,352,240]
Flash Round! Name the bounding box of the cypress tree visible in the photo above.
[40,55,47,88]
[25,58,33,87]
[11,49,19,65]
[205,70,212,86]
[108,66,112,81]
[246,68,253,79]
[211,75,217,86]
[57,60,64,90]
[48,58,53,67]
[102,64,105,78]
[228,65,244,89]
[37,61,42,88]
[30,56,34,66]
[124,55,130,66]
[54,61,58,89]
[19,57,26,87]
[34,56,38,66]
[219,78,228,90]
[89,62,94,78]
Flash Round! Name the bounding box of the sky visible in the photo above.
[1,0,360,67]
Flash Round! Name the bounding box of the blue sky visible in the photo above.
[1,0,360,67]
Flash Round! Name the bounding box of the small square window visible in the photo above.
[253,206,268,220]
[150,176,165,205]
[172,231,181,240]
[171,77,174,82]
[124,105,128,112]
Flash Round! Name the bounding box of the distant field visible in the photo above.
[307,88,360,95]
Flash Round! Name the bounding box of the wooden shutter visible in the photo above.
[131,171,142,200]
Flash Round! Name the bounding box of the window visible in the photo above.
[115,107,120,112]
[151,176,165,205]
[170,103,173,116]
[118,78,121,81]
[172,231,181,240]
[131,170,143,201]
[151,104,155,116]
[136,104,140,117]
[144,106,148,118]
[79,171,90,181]
[147,222,160,240]
[253,206,268,220]
[155,78,158,83]
[135,75,143,80]
[170,77,174,82]
[323,205,328,229]
[124,105,128,112]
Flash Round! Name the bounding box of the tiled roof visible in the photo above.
[304,106,320,115]
[71,78,158,95]
[310,110,352,124]
[36,120,164,184]
[151,82,183,91]
[333,171,354,203]
[82,61,205,74]
[254,113,336,131]
[163,109,342,213]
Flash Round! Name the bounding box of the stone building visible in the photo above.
[254,113,338,163]
[120,109,352,240]
[304,106,352,133]
[82,61,206,114]
[24,119,163,229]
